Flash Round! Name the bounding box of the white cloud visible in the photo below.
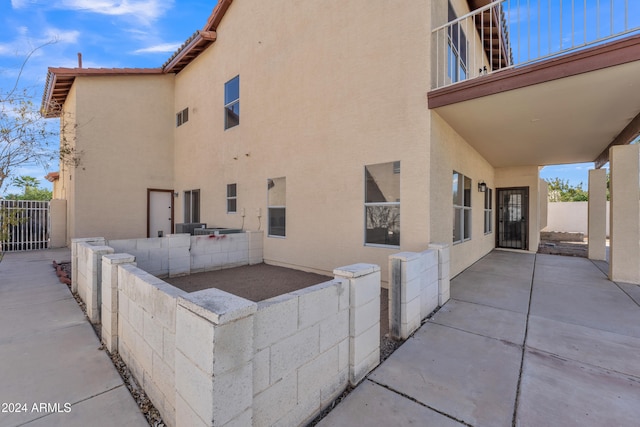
[132,42,181,54]
[58,0,174,24]
[44,28,81,45]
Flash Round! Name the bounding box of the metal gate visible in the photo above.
[0,200,50,252]
[497,187,528,250]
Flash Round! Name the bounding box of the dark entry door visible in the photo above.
[497,187,529,250]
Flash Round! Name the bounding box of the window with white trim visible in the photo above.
[453,171,471,243]
[365,162,400,247]
[224,75,239,130]
[267,177,286,237]
[227,184,237,213]
[484,188,493,234]
[184,189,200,223]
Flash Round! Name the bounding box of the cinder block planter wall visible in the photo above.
[388,243,450,340]
[73,234,382,426]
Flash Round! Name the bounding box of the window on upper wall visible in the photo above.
[484,188,493,234]
[184,189,200,223]
[227,183,237,213]
[365,162,400,247]
[267,177,286,237]
[176,107,189,127]
[224,75,240,130]
[453,171,471,244]
[447,1,468,83]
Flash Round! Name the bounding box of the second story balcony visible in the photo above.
[429,0,640,170]
[432,0,640,90]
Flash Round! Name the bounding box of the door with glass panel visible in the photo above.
[496,187,529,250]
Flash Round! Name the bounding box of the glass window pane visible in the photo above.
[227,184,237,198]
[268,207,286,237]
[453,207,461,242]
[452,172,462,205]
[227,198,237,213]
[224,76,239,104]
[463,209,471,240]
[485,211,492,233]
[365,205,400,246]
[225,102,239,129]
[365,162,400,203]
[192,191,200,222]
[463,176,471,207]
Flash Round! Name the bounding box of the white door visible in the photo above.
[149,190,173,238]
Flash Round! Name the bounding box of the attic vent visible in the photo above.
[176,108,189,127]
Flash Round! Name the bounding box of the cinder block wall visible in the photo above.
[117,264,188,427]
[252,280,351,426]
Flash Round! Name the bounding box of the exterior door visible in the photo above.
[497,187,529,250]
[148,189,174,238]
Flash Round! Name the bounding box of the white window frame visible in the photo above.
[484,188,493,235]
[453,171,471,244]
[227,183,237,214]
[267,177,286,238]
[364,161,401,248]
[224,75,240,130]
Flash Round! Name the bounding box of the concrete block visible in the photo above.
[213,316,254,375]
[349,272,381,308]
[350,348,380,386]
[253,348,271,395]
[152,352,175,408]
[273,389,320,427]
[139,237,163,250]
[175,351,214,424]
[253,372,297,427]
[350,323,379,370]
[179,288,257,326]
[320,309,349,352]
[175,306,214,375]
[135,333,154,377]
[154,283,187,332]
[271,325,320,382]
[163,328,176,369]
[350,296,380,337]
[211,364,253,427]
[321,367,349,406]
[227,250,248,267]
[293,281,342,329]
[401,297,421,335]
[175,394,208,427]
[128,300,144,334]
[254,294,298,350]
[224,408,253,427]
[298,346,339,394]
[169,256,191,278]
[404,277,421,304]
[334,263,380,279]
[338,338,349,372]
[143,311,164,355]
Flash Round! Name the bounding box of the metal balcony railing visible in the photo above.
[432,0,640,89]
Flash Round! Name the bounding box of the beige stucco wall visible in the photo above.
[430,112,496,277]
[62,75,176,242]
[172,0,433,280]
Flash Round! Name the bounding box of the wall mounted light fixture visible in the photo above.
[478,181,487,192]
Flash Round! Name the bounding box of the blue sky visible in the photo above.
[1,0,218,195]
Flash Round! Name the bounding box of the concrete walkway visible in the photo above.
[0,249,147,427]
[320,250,640,427]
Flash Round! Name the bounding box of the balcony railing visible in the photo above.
[432,0,640,89]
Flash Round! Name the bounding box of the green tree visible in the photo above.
[546,178,589,202]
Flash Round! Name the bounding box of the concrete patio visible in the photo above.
[0,248,147,427]
[320,250,640,426]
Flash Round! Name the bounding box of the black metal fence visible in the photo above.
[0,200,50,252]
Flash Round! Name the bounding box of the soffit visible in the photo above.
[429,38,640,168]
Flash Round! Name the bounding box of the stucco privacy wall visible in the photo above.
[430,113,496,277]
[101,256,380,427]
[171,0,432,282]
[62,75,175,243]
[543,201,611,236]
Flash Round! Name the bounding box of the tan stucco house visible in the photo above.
[41,0,640,282]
